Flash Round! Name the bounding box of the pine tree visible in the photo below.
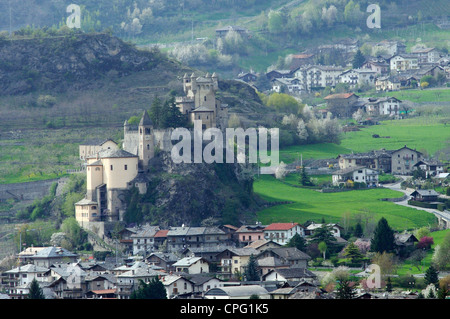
[244,254,260,281]
[286,233,306,252]
[149,96,163,128]
[354,222,363,238]
[370,217,395,253]
[343,242,363,264]
[131,277,167,299]
[299,166,312,186]
[424,265,439,288]
[28,278,45,299]
[386,276,393,293]
[336,279,356,299]
[352,49,366,69]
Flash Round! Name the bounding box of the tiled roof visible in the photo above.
[264,223,301,231]
[324,93,356,99]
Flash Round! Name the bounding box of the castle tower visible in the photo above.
[138,111,154,171]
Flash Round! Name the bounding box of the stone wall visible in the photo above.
[0,179,59,202]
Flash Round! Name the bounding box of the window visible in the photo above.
[110,165,113,171]
[124,165,127,170]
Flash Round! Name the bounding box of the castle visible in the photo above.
[74,73,227,234]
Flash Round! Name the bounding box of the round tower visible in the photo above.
[138,111,154,171]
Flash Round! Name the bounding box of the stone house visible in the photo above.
[337,149,393,173]
[131,225,161,256]
[391,145,422,175]
[323,92,360,118]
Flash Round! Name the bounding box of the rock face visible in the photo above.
[0,33,163,95]
[127,150,258,227]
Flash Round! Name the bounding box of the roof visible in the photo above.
[75,198,98,206]
[244,239,281,249]
[192,106,215,112]
[139,111,153,126]
[411,189,440,196]
[265,247,311,261]
[392,145,422,155]
[324,93,357,100]
[205,285,268,297]
[292,54,314,59]
[154,230,169,238]
[265,268,317,279]
[31,247,78,259]
[235,225,266,233]
[87,148,138,159]
[173,256,204,267]
[333,165,370,175]
[264,223,303,231]
[5,264,49,274]
[131,226,160,238]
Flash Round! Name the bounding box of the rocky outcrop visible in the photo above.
[127,150,258,227]
[0,33,169,95]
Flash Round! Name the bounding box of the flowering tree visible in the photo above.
[417,236,434,250]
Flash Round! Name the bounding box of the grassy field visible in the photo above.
[362,88,450,103]
[278,115,450,165]
[253,174,437,231]
[340,117,450,157]
[396,229,450,276]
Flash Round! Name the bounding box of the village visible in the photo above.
[0,31,449,301]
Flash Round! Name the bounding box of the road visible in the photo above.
[383,176,450,228]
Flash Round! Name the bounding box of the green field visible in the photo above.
[364,88,450,103]
[340,117,450,156]
[253,174,437,231]
[396,229,450,276]
[279,116,450,164]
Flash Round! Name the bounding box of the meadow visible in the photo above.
[253,174,437,231]
[396,229,450,276]
[279,115,450,164]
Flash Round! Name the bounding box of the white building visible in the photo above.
[365,97,402,117]
[332,166,379,187]
[306,223,344,238]
[172,256,209,274]
[161,275,194,299]
[204,285,270,299]
[390,54,419,72]
[263,223,305,245]
[293,65,344,92]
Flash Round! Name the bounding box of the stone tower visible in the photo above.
[138,111,154,171]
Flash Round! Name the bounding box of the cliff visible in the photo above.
[124,151,259,227]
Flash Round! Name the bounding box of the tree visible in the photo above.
[296,119,308,142]
[28,278,45,299]
[310,224,336,245]
[343,242,363,264]
[287,233,306,252]
[318,241,328,260]
[299,166,312,186]
[336,278,356,299]
[275,161,287,180]
[386,276,393,293]
[424,265,440,289]
[352,49,366,69]
[161,97,188,128]
[370,217,395,253]
[130,277,167,299]
[244,254,260,281]
[432,232,450,270]
[149,96,163,128]
[417,236,434,250]
[354,223,363,238]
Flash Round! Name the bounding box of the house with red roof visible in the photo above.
[263,223,305,245]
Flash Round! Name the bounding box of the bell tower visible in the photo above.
[138,111,154,171]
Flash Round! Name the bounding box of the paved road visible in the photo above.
[383,176,450,225]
